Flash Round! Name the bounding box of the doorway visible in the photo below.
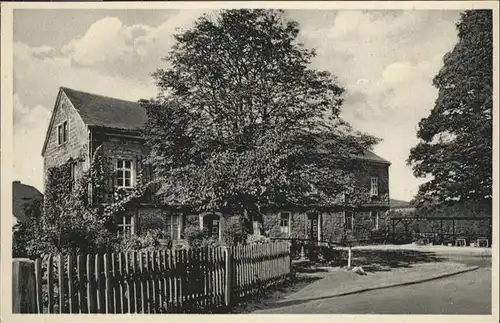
[307,213,319,241]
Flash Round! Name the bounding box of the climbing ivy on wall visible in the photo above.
[14,146,151,258]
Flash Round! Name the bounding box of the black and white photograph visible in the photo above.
[1,1,498,321]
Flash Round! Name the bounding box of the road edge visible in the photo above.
[312,265,481,299]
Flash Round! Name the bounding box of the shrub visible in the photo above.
[172,239,190,250]
[16,148,152,259]
[246,234,270,245]
[318,246,343,264]
[119,229,166,252]
[183,225,221,249]
[221,216,247,246]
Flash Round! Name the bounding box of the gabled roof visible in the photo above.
[42,87,390,166]
[354,149,391,165]
[61,87,146,131]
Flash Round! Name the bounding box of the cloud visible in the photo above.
[61,17,133,65]
[295,10,461,200]
[12,12,209,191]
[60,10,211,77]
[13,41,158,191]
[339,56,448,201]
[12,9,462,201]
[14,40,157,111]
[13,94,52,191]
[13,42,56,61]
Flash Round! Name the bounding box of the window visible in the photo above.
[345,211,354,230]
[371,210,379,230]
[280,212,291,234]
[211,218,220,236]
[116,159,134,188]
[370,177,379,196]
[117,214,134,237]
[165,214,180,240]
[203,214,220,238]
[57,121,68,145]
[252,220,261,235]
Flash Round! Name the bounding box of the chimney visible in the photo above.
[13,181,21,184]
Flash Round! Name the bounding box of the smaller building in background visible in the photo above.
[390,199,415,215]
[12,181,43,227]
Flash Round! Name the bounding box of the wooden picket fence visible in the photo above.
[231,242,291,298]
[20,242,291,314]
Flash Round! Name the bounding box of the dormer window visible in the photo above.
[57,121,68,145]
[116,159,135,189]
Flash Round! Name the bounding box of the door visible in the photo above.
[307,213,319,241]
[203,213,220,238]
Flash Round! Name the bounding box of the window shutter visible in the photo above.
[133,156,139,187]
[57,125,62,145]
[179,213,185,239]
[111,159,117,201]
[199,214,205,230]
[63,121,68,143]
[134,209,140,235]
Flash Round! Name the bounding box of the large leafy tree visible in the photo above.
[143,9,379,231]
[407,10,492,210]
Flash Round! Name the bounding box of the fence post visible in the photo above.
[347,246,352,269]
[12,259,37,313]
[223,247,232,307]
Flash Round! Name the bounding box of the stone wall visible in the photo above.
[43,92,89,190]
[321,211,345,241]
[353,163,390,206]
[262,209,388,242]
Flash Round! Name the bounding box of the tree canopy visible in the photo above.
[142,9,380,228]
[407,10,492,210]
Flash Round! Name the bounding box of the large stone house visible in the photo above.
[42,87,391,243]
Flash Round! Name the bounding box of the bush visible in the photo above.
[172,239,190,250]
[246,234,270,244]
[221,216,247,246]
[16,147,154,259]
[119,229,166,252]
[183,225,221,249]
[318,246,343,264]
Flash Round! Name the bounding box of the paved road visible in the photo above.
[435,252,491,268]
[258,268,491,314]
[257,253,492,314]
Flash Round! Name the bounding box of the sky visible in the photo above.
[12,9,463,201]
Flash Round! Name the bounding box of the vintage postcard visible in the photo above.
[1,1,498,323]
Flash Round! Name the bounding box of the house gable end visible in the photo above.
[41,88,88,157]
[42,88,90,188]
[41,89,63,157]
